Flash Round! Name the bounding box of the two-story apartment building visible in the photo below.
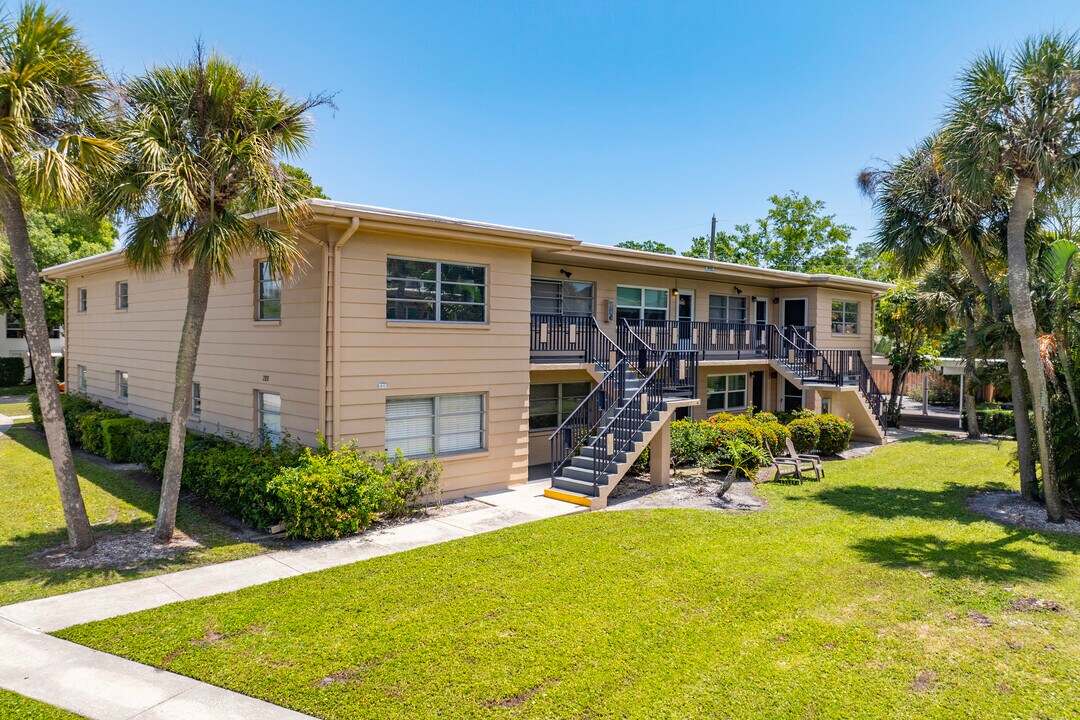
[43,200,890,508]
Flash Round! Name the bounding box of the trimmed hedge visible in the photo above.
[77,409,128,455]
[28,392,102,445]
[976,408,1016,436]
[0,357,24,386]
[814,413,854,455]
[100,417,149,462]
[787,418,820,454]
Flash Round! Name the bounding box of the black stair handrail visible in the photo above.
[530,314,624,370]
[549,359,627,478]
[616,319,653,374]
[587,350,672,483]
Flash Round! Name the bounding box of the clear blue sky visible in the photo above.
[69,1,1080,252]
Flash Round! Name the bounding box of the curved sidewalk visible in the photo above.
[0,482,580,719]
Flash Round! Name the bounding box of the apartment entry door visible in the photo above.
[782,379,804,411]
[751,371,765,412]
[677,290,694,348]
[782,298,807,328]
[754,298,768,325]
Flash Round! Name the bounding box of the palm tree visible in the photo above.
[1036,238,1080,426]
[859,137,1038,494]
[0,3,119,551]
[941,33,1080,523]
[100,46,331,542]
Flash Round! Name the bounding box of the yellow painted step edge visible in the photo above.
[544,488,593,507]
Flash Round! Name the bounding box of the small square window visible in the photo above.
[192,382,202,416]
[831,300,859,334]
[116,370,129,400]
[116,282,129,310]
[77,288,87,313]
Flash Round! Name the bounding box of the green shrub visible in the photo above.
[975,408,1015,436]
[814,413,854,455]
[100,417,149,462]
[706,438,768,479]
[269,446,388,540]
[755,421,791,453]
[630,445,650,475]
[788,418,820,454]
[77,409,128,455]
[29,391,41,425]
[712,416,763,449]
[29,392,101,444]
[363,450,442,518]
[0,357,24,386]
[671,418,721,466]
[751,411,779,424]
[777,407,815,425]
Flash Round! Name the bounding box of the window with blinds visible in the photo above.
[386,394,485,457]
[530,279,594,316]
[709,294,748,323]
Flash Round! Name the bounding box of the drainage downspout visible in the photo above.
[331,217,360,444]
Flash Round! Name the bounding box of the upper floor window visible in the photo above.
[116,370,129,401]
[256,261,281,321]
[616,286,667,322]
[530,279,594,316]
[77,288,87,313]
[529,382,591,430]
[191,382,202,417]
[707,373,747,412]
[386,393,485,457]
[831,300,859,335]
[386,258,486,323]
[709,294,748,323]
[257,391,282,445]
[116,281,129,310]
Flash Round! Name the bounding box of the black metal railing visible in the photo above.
[549,359,627,478]
[621,319,770,360]
[530,314,623,370]
[783,325,815,347]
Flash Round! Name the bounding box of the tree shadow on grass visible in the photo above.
[0,427,269,603]
[850,532,1065,583]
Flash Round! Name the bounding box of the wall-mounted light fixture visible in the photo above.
[772,297,780,305]
[672,288,679,296]
[733,286,743,295]
[559,268,573,279]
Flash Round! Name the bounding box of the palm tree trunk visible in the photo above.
[1006,176,1062,522]
[1003,339,1038,500]
[962,314,981,439]
[957,243,1037,496]
[0,157,94,551]
[153,258,212,542]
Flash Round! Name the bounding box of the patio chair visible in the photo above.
[765,442,813,484]
[785,437,824,479]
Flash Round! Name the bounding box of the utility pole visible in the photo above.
[709,214,716,260]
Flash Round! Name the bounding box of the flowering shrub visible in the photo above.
[787,418,820,454]
[755,421,791,453]
[814,413,854,455]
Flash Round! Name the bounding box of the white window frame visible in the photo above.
[77,364,87,393]
[530,278,595,316]
[256,260,281,321]
[256,391,282,445]
[706,373,747,412]
[385,393,486,457]
[77,287,87,313]
[708,294,748,323]
[191,382,202,417]
[386,257,488,324]
[5,315,22,339]
[615,285,668,322]
[116,370,129,401]
[528,381,592,431]
[116,281,128,311]
[831,300,859,335]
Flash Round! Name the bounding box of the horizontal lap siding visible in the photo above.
[337,232,532,496]
[64,244,323,445]
[809,288,874,356]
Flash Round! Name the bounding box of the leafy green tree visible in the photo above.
[0,208,115,328]
[941,33,1080,522]
[0,3,119,552]
[876,282,945,424]
[232,162,328,214]
[615,239,675,254]
[100,46,332,542]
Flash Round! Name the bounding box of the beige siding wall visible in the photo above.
[808,288,874,356]
[63,243,324,445]
[336,231,533,497]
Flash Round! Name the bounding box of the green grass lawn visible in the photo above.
[0,383,31,398]
[0,689,85,719]
[0,426,266,606]
[0,399,31,417]
[55,436,1080,719]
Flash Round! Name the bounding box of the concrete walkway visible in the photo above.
[0,482,580,719]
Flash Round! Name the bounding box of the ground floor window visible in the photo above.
[116,371,129,401]
[529,382,592,430]
[77,365,87,393]
[257,391,282,445]
[386,393,485,457]
[706,373,747,412]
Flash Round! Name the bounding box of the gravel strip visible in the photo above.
[967,491,1080,536]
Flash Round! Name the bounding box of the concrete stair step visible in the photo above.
[551,476,602,497]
